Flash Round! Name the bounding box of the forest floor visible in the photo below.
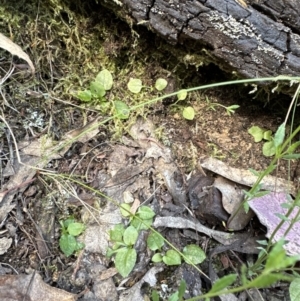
[0,1,299,301]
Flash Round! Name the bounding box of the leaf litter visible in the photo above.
[1,114,298,300]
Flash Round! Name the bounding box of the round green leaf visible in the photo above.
[183,244,206,265]
[109,224,125,242]
[263,130,272,141]
[120,203,131,217]
[77,90,92,102]
[128,78,142,93]
[67,222,85,236]
[95,69,113,90]
[131,216,153,230]
[59,234,77,257]
[248,126,264,142]
[177,89,187,100]
[114,100,130,119]
[182,106,195,120]
[123,226,138,246]
[115,247,137,277]
[147,232,164,251]
[263,141,276,157]
[152,253,163,263]
[155,78,168,91]
[137,206,155,219]
[90,81,106,98]
[163,250,181,266]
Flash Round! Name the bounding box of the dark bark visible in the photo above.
[100,0,300,82]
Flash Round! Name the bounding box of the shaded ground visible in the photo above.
[0,0,299,300]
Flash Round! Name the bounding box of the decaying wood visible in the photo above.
[100,0,300,82]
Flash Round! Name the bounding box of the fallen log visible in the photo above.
[100,0,300,84]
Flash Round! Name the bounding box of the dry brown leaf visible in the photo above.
[0,33,35,74]
[200,156,295,195]
[0,273,76,301]
[214,176,254,230]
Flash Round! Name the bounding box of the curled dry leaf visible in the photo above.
[214,176,254,230]
[200,156,295,195]
[0,33,35,74]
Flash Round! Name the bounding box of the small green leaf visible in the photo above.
[251,191,270,198]
[62,218,75,228]
[59,234,77,257]
[177,89,187,100]
[248,168,260,176]
[290,278,300,301]
[183,244,206,265]
[90,81,106,98]
[115,247,137,277]
[109,224,125,242]
[177,280,187,300]
[123,226,138,246]
[147,232,164,251]
[151,290,160,301]
[95,69,113,90]
[263,130,273,141]
[249,273,293,288]
[263,141,276,157]
[265,239,300,271]
[114,100,130,119]
[283,154,300,160]
[248,126,264,142]
[128,78,142,93]
[120,203,131,217]
[274,213,289,222]
[131,217,153,230]
[155,78,168,91]
[106,247,115,257]
[152,253,163,263]
[168,292,179,301]
[77,90,92,102]
[113,241,125,250]
[286,141,300,154]
[67,222,85,236]
[257,240,268,246]
[243,201,250,214]
[209,274,237,293]
[273,123,285,148]
[227,104,240,111]
[182,106,195,120]
[163,250,181,266]
[137,206,155,220]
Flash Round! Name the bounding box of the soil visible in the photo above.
[0,0,299,300]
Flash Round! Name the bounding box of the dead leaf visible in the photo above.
[0,238,12,255]
[153,216,259,253]
[200,156,295,195]
[214,176,254,230]
[249,192,300,255]
[0,273,76,301]
[0,33,35,74]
